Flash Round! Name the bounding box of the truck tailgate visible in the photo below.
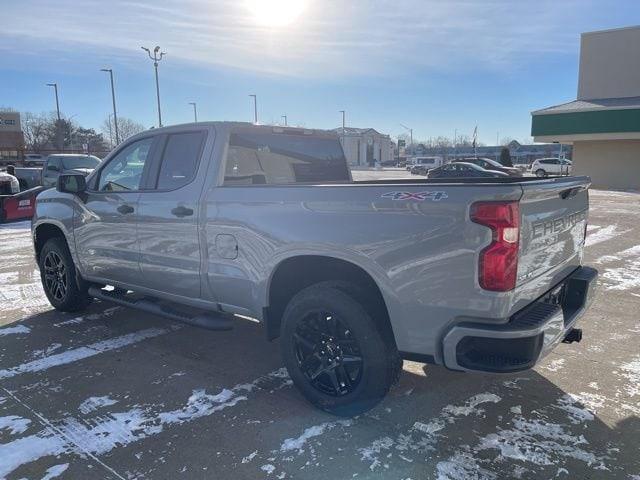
[517,176,591,288]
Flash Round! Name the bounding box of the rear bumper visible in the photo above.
[442,266,598,373]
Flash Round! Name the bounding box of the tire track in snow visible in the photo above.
[0,368,291,478]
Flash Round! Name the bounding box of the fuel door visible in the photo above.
[216,234,238,259]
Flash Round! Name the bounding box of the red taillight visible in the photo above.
[470,201,520,292]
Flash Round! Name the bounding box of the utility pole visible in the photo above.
[46,83,63,151]
[100,68,119,144]
[249,94,257,124]
[189,102,198,122]
[282,115,287,126]
[141,46,166,127]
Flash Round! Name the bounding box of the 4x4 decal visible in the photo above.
[381,191,448,201]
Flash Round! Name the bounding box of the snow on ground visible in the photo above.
[78,395,119,414]
[0,368,292,478]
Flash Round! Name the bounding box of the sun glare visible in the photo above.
[245,0,308,27]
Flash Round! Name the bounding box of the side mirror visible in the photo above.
[57,174,86,194]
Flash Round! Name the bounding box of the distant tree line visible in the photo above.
[21,112,145,153]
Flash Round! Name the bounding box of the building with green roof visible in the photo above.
[531,26,640,190]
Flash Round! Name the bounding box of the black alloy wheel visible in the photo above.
[293,311,363,397]
[43,250,68,301]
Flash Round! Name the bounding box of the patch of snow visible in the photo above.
[79,396,119,414]
[280,419,353,453]
[261,464,275,475]
[510,406,522,415]
[585,225,627,247]
[555,395,595,424]
[618,357,640,397]
[436,452,497,480]
[0,327,172,380]
[603,256,640,291]
[242,450,258,463]
[0,415,31,435]
[53,316,85,327]
[359,436,394,471]
[543,358,565,372]
[442,393,501,417]
[0,368,291,478]
[30,343,63,359]
[41,463,69,480]
[0,324,30,336]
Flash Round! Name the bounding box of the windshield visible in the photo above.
[61,156,100,170]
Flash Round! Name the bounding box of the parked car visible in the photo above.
[455,157,520,176]
[531,158,572,177]
[427,162,509,178]
[406,156,443,171]
[24,153,46,167]
[42,154,102,187]
[33,122,597,416]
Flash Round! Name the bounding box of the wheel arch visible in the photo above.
[34,221,70,265]
[263,254,401,346]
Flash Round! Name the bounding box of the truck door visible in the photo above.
[74,135,159,286]
[137,128,210,298]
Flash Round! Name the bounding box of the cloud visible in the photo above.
[2,0,589,78]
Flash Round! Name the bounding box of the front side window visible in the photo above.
[47,157,62,171]
[223,131,350,185]
[98,137,154,192]
[156,132,205,190]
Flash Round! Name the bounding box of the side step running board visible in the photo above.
[88,286,234,331]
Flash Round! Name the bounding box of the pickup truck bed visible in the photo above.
[32,122,598,416]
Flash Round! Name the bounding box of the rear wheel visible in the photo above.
[535,168,546,178]
[280,282,398,416]
[39,237,92,312]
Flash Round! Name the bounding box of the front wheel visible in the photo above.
[280,282,398,416]
[39,237,92,312]
[535,168,546,178]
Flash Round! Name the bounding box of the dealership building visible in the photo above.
[0,111,24,163]
[334,127,393,167]
[531,26,640,190]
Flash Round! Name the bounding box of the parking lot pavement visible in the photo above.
[0,187,639,479]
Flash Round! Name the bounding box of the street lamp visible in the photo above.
[189,102,198,122]
[46,83,63,151]
[282,114,287,126]
[46,83,61,121]
[249,94,257,124]
[100,68,119,144]
[339,109,346,142]
[400,123,413,150]
[141,45,166,127]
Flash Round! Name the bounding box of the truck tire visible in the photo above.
[39,237,92,312]
[280,282,398,416]
[535,169,546,178]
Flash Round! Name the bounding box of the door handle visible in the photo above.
[171,206,194,217]
[117,204,134,215]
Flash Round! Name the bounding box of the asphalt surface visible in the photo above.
[0,178,639,479]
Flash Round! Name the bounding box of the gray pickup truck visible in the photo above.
[32,122,597,415]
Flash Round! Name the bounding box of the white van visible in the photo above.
[408,156,444,174]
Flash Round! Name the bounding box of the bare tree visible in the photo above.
[102,116,146,146]
[21,112,57,152]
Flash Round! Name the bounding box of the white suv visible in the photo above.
[531,158,572,177]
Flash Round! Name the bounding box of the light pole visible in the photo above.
[282,115,287,126]
[339,109,346,140]
[400,123,413,152]
[189,102,198,122]
[249,94,257,124]
[46,83,61,121]
[141,46,166,127]
[46,83,63,151]
[100,68,119,144]
[107,113,114,148]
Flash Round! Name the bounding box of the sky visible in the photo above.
[2,0,639,145]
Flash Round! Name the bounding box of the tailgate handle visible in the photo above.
[559,186,585,199]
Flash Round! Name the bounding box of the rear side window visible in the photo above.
[156,132,205,190]
[223,131,350,185]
